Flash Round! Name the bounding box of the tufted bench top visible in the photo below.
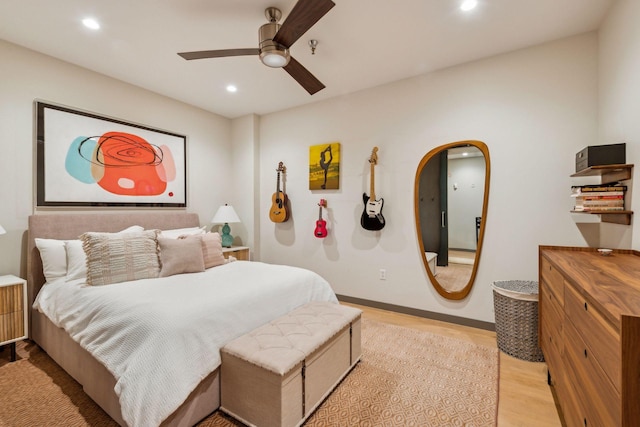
[222,302,362,376]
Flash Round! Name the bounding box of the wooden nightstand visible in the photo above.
[0,275,27,362]
[222,246,250,261]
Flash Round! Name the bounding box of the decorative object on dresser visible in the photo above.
[0,275,28,362]
[539,246,640,426]
[361,146,385,231]
[212,204,242,247]
[270,162,290,223]
[0,224,5,235]
[314,198,328,238]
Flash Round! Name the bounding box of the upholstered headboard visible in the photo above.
[27,212,200,323]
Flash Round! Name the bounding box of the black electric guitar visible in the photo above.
[269,162,289,223]
[361,147,385,230]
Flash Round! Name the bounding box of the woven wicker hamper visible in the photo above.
[492,280,544,362]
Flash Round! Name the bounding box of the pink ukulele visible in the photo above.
[314,199,328,238]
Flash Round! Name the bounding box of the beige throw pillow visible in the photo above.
[158,237,205,277]
[80,230,160,286]
[180,232,226,269]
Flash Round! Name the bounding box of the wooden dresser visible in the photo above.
[539,246,640,426]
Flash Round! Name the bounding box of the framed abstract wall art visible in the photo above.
[309,142,340,190]
[35,101,187,208]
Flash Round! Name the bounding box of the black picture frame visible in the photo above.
[35,101,187,208]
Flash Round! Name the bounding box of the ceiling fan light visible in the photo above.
[261,50,289,68]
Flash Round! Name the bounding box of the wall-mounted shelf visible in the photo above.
[570,164,633,225]
[570,164,633,183]
[570,210,633,225]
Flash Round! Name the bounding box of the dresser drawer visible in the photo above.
[564,283,620,393]
[0,282,25,344]
[564,320,620,427]
[555,373,589,427]
[0,283,23,315]
[0,311,24,342]
[540,257,564,306]
[539,283,563,358]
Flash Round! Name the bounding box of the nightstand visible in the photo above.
[222,246,250,261]
[0,275,27,362]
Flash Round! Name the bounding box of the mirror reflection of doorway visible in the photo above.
[418,146,485,293]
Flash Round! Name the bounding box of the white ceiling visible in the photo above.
[0,0,615,119]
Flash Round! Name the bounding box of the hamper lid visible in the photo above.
[492,280,539,301]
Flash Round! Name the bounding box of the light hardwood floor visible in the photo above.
[345,302,563,427]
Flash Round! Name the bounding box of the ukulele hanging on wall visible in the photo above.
[314,199,328,238]
[361,147,385,230]
[269,162,289,223]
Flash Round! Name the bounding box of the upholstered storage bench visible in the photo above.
[220,302,362,427]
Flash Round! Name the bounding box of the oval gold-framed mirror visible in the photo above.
[414,140,490,300]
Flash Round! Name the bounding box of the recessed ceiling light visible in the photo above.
[460,0,478,11]
[226,85,238,93]
[82,18,100,30]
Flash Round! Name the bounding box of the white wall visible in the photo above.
[257,34,598,323]
[1,25,624,325]
[598,0,640,250]
[448,156,485,251]
[229,114,260,258]
[0,40,235,277]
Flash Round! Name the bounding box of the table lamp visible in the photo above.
[0,224,5,235]
[211,204,241,247]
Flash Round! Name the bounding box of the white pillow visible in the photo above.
[159,226,206,239]
[119,225,145,234]
[35,238,67,283]
[35,225,146,283]
[65,240,87,281]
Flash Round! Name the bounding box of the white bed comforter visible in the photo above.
[33,261,338,427]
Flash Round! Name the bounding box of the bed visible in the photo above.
[26,212,338,427]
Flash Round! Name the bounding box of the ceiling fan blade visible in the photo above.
[178,48,259,60]
[283,56,325,95]
[273,0,335,48]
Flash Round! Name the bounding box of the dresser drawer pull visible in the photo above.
[584,302,588,311]
[584,348,588,358]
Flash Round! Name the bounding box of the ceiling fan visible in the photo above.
[178,0,335,95]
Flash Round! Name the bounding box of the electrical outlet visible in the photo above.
[379,269,386,280]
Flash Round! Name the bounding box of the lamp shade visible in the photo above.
[0,224,5,235]
[211,204,241,224]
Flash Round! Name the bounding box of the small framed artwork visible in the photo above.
[309,142,340,190]
[35,101,187,208]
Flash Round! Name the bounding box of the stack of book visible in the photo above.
[571,184,626,212]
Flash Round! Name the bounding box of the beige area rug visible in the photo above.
[0,320,498,426]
